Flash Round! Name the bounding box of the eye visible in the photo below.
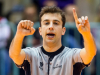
[45,22,49,25]
[54,22,58,25]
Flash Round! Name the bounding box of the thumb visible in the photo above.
[30,27,35,35]
[78,24,83,31]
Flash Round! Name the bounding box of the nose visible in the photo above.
[49,23,54,30]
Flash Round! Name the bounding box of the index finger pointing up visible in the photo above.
[73,8,78,23]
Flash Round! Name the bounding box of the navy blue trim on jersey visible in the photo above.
[41,45,64,75]
[18,60,31,75]
[73,63,86,75]
[41,45,64,59]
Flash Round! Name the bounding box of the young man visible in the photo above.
[9,6,96,75]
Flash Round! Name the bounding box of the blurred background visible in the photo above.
[0,0,100,75]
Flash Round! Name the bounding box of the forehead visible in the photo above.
[41,13,62,21]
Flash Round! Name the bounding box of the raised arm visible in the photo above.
[73,8,97,64]
[9,20,35,65]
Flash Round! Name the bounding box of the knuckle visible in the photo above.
[23,20,26,21]
[28,20,31,22]
[21,20,23,22]
[19,20,23,23]
[23,21,25,24]
[27,20,30,23]
[31,22,34,25]
[26,20,28,22]
[24,20,28,23]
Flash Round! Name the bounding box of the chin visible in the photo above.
[46,40,55,43]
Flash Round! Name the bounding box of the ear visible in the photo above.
[62,27,66,35]
[39,27,42,35]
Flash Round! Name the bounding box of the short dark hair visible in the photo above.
[39,6,66,27]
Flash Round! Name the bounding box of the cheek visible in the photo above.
[56,29,63,35]
[41,28,46,36]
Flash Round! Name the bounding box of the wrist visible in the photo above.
[15,32,25,39]
[82,32,93,41]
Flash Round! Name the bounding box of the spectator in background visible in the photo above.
[0,2,12,75]
[62,4,82,48]
[93,4,100,51]
[89,4,100,75]
[6,5,24,26]
[95,4,100,22]
[38,0,74,9]
[43,0,58,7]
[0,17,12,75]
[23,4,39,23]
[64,4,79,22]
[32,28,42,47]
[22,4,39,48]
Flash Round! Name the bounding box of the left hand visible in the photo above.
[73,8,91,36]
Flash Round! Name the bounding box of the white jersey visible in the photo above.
[16,46,86,75]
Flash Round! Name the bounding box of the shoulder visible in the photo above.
[63,47,82,54]
[64,47,81,51]
[22,46,41,51]
[22,46,42,55]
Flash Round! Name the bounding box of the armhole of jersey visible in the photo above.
[23,60,31,75]
[15,60,31,75]
[73,62,90,75]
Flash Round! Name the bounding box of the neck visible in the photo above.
[43,40,62,52]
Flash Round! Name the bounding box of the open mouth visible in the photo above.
[46,33,55,38]
[47,34,55,36]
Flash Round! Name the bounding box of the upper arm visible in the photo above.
[80,48,93,65]
[13,50,25,65]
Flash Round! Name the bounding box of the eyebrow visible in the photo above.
[43,19,60,23]
[43,19,49,22]
[53,20,60,23]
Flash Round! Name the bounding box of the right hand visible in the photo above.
[16,20,35,37]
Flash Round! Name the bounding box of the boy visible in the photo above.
[9,6,96,75]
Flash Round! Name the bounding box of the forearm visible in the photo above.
[9,33,24,59]
[83,32,97,57]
